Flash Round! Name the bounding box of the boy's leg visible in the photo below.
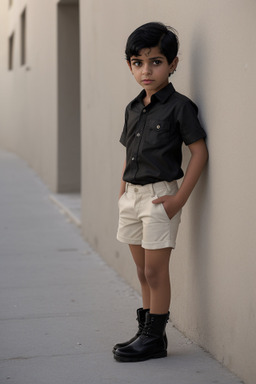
[112,244,149,353]
[129,244,150,309]
[128,245,172,312]
[144,247,172,314]
[114,247,171,361]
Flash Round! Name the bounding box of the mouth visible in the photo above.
[142,79,154,84]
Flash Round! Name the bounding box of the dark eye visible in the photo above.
[133,61,142,67]
[153,60,162,65]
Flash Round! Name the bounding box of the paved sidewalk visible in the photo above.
[0,150,243,384]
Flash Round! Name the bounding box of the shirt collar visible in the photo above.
[131,82,175,107]
[153,82,176,103]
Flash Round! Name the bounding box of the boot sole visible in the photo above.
[114,350,167,362]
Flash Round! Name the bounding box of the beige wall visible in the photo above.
[0,0,59,190]
[0,0,81,192]
[80,1,256,384]
[1,1,256,383]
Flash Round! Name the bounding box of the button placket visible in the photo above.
[130,105,148,180]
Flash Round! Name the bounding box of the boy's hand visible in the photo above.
[152,195,182,220]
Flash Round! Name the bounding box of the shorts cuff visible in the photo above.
[141,240,176,250]
[116,234,142,245]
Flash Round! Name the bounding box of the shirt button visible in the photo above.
[156,124,161,129]
[136,133,141,137]
[143,109,146,113]
[131,157,135,161]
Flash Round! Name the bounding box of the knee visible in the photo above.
[136,265,147,284]
[145,266,159,289]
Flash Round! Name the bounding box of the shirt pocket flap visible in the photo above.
[145,119,170,146]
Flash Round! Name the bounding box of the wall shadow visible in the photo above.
[186,26,212,344]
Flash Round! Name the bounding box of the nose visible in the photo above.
[142,63,152,75]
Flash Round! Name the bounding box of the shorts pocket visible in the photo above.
[153,182,178,220]
[118,192,126,207]
[150,193,171,222]
[159,201,170,220]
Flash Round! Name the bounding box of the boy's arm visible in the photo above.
[152,139,208,218]
[119,160,126,199]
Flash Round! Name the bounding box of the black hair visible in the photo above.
[125,22,179,64]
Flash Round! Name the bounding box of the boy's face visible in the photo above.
[127,46,178,96]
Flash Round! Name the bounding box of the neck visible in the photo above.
[143,95,151,106]
[143,89,156,105]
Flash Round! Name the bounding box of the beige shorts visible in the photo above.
[117,180,181,250]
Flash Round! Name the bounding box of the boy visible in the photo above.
[114,22,208,362]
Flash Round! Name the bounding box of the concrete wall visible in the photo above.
[80,1,256,384]
[0,0,80,192]
[0,0,59,191]
[1,1,256,383]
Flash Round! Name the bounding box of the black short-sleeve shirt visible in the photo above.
[120,82,206,186]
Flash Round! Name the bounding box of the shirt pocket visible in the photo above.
[144,119,170,147]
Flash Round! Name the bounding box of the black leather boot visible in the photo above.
[114,312,169,362]
[113,308,149,352]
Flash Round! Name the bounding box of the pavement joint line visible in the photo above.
[0,311,91,322]
[0,351,94,362]
[49,194,81,228]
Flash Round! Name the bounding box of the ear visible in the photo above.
[127,60,133,74]
[170,56,179,73]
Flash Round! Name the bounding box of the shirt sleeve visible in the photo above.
[176,100,206,145]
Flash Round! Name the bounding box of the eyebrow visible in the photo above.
[131,56,164,61]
